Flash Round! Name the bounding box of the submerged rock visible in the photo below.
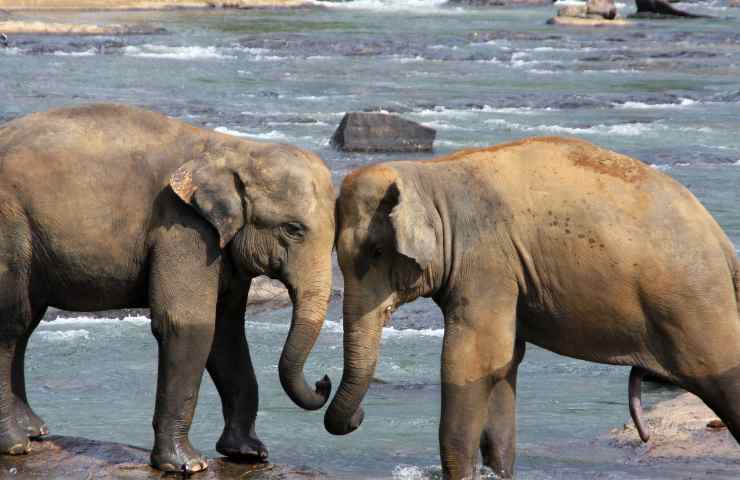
[0,436,320,479]
[331,112,435,153]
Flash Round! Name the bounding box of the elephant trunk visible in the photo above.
[278,264,332,410]
[324,291,384,435]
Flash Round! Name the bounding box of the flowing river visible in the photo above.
[1,1,739,478]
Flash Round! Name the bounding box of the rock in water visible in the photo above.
[550,0,629,26]
[0,436,318,479]
[331,112,435,153]
[555,0,617,19]
[586,0,617,19]
[633,0,710,17]
[557,4,588,17]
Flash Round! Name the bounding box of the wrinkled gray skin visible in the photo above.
[0,104,335,473]
[326,136,740,479]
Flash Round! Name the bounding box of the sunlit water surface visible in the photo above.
[2,1,739,478]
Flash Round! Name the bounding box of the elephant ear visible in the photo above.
[170,160,244,249]
[388,178,436,271]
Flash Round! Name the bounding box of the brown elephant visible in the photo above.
[0,104,335,473]
[325,136,740,479]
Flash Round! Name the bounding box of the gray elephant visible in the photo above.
[325,136,740,479]
[0,104,335,473]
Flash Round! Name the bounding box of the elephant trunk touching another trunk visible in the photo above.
[324,292,385,435]
[278,264,333,411]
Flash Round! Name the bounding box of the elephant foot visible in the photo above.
[0,421,32,455]
[216,429,269,462]
[15,401,48,439]
[150,438,208,473]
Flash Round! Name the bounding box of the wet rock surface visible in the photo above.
[549,0,626,26]
[608,392,740,466]
[0,436,319,479]
[331,112,435,153]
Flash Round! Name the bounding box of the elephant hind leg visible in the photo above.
[207,282,268,462]
[686,368,740,444]
[654,306,740,445]
[12,306,48,439]
[0,341,30,455]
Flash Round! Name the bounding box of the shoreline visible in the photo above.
[607,391,740,468]
[0,0,318,12]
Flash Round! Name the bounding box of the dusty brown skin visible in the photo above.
[326,136,740,479]
[0,104,335,473]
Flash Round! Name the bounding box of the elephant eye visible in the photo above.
[282,222,305,240]
[371,245,383,259]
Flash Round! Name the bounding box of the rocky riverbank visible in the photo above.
[608,392,740,468]
[45,276,296,321]
[0,0,315,11]
[0,19,165,34]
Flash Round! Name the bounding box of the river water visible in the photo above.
[2,1,740,478]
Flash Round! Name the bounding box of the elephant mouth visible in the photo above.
[382,304,395,327]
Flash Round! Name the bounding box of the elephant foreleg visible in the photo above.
[207,279,268,461]
[148,240,220,473]
[480,339,524,479]
[440,284,519,480]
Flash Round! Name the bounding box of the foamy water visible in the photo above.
[321,0,455,13]
[123,45,235,60]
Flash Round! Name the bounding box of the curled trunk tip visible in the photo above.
[278,271,332,411]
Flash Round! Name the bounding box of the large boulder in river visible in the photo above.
[632,0,710,17]
[331,112,435,153]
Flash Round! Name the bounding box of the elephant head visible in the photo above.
[170,138,335,411]
[325,164,441,435]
